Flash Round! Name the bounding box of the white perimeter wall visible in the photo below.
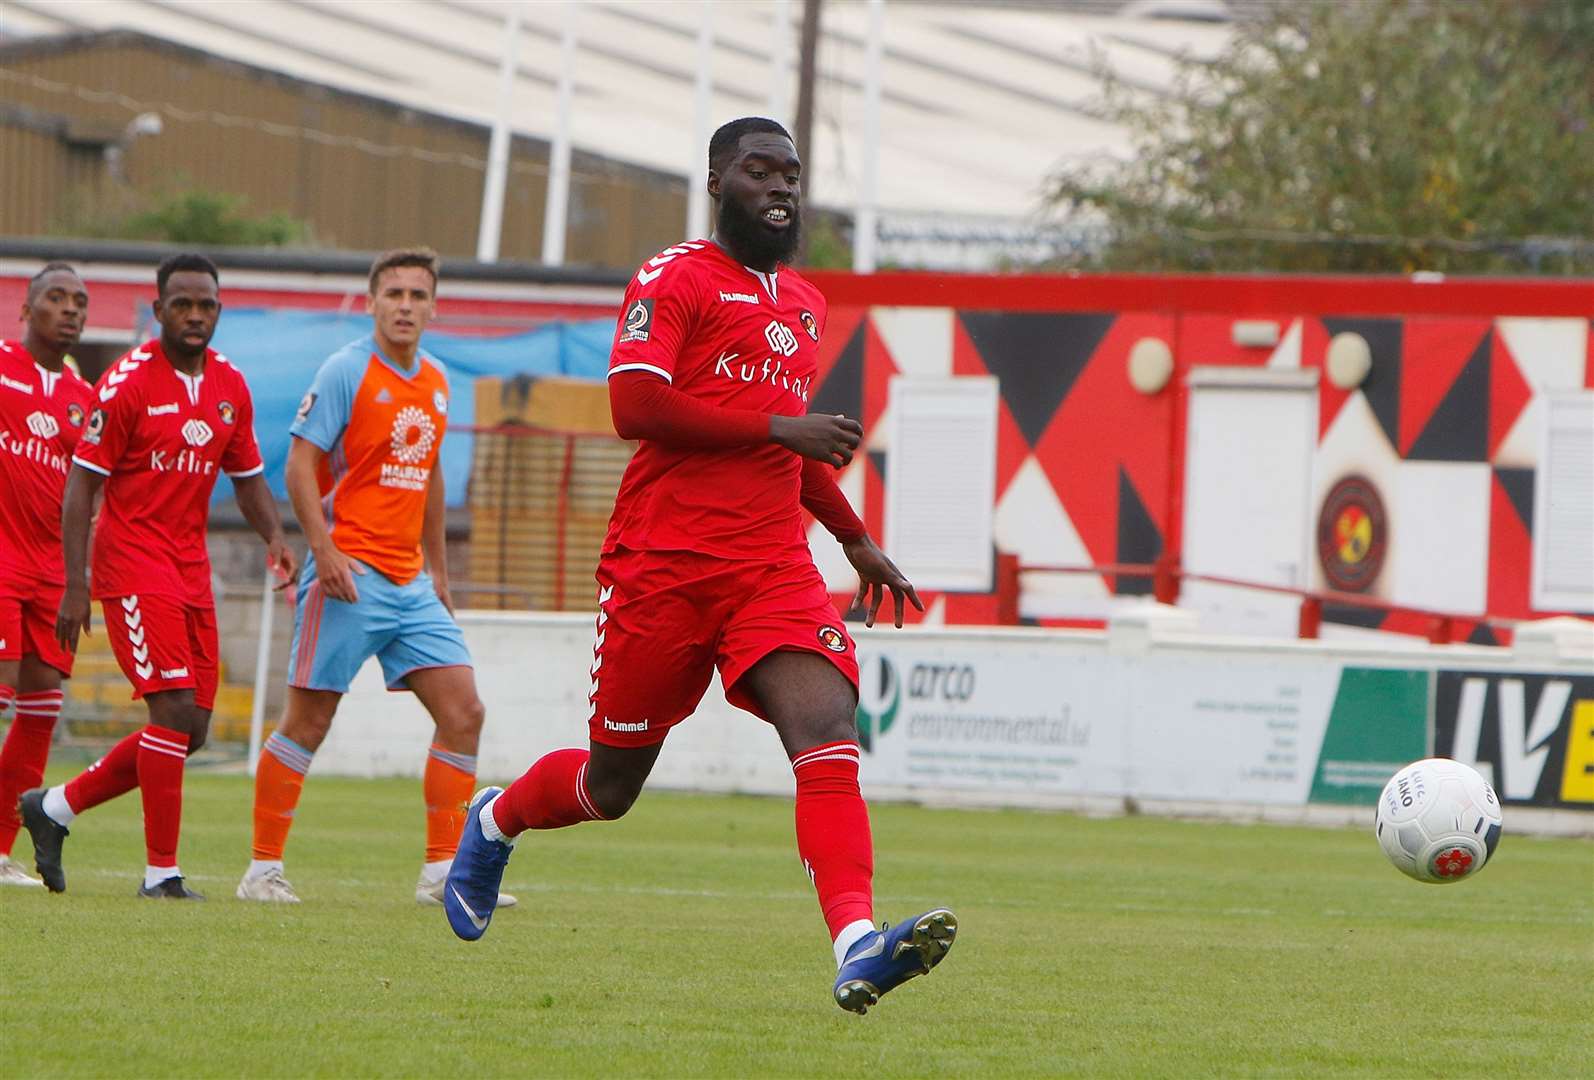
[310,607,1593,835]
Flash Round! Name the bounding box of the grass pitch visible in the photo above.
[1,768,1589,1078]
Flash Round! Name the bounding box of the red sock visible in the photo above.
[0,689,60,854]
[490,748,606,837]
[136,725,189,868]
[791,741,874,938]
[63,728,143,814]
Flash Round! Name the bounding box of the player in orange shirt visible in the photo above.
[236,248,511,909]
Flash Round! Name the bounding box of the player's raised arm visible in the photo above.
[283,436,363,603]
[799,457,922,627]
[53,465,103,651]
[232,472,297,587]
[770,412,862,467]
[223,385,296,585]
[800,456,866,542]
[422,459,452,614]
[56,369,138,652]
[610,370,861,464]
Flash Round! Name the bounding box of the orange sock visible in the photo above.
[253,732,312,861]
[424,745,477,864]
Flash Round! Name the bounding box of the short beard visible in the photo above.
[716,195,801,267]
[160,328,211,361]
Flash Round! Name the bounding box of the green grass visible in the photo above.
[2,770,1590,1078]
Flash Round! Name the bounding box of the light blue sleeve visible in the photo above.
[289,344,363,453]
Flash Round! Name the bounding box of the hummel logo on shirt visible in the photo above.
[147,402,180,416]
[0,374,33,394]
[719,291,759,304]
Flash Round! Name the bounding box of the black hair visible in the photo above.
[27,261,81,301]
[156,253,220,296]
[709,117,794,173]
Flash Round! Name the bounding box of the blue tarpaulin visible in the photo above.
[137,309,615,505]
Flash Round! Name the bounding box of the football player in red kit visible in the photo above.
[20,253,296,899]
[444,118,957,1014]
[0,264,95,887]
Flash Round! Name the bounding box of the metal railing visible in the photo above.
[1002,556,1520,645]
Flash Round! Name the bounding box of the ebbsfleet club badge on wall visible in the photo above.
[1317,474,1387,592]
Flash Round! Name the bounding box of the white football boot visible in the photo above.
[235,866,302,903]
[0,854,44,887]
[416,861,517,908]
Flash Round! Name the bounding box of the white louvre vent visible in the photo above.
[1533,391,1594,612]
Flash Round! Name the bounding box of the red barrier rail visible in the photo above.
[1007,560,1519,644]
[450,421,634,613]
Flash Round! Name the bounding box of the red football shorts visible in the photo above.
[0,576,74,676]
[101,594,219,710]
[588,548,860,748]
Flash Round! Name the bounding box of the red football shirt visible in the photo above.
[0,340,96,585]
[72,340,264,606]
[604,240,828,558]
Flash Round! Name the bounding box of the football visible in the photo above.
[1375,758,1503,883]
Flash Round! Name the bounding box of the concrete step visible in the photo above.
[68,654,124,679]
[62,672,256,743]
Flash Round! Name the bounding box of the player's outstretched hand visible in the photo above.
[771,413,863,468]
[54,579,92,652]
[843,535,924,628]
[314,542,365,603]
[267,538,300,590]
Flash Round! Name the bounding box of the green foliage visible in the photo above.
[56,184,310,247]
[3,770,1590,1076]
[1049,0,1594,273]
[797,212,854,270]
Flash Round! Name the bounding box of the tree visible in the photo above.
[56,185,310,247]
[1047,0,1594,274]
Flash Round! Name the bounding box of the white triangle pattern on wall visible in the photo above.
[809,461,868,592]
[993,455,1111,619]
[1265,319,1303,371]
[1493,317,1588,469]
[870,306,954,379]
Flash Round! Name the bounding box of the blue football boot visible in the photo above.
[443,787,514,942]
[833,908,958,1014]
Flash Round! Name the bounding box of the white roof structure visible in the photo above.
[0,0,1235,267]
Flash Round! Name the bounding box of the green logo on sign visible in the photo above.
[855,653,901,753]
[1309,667,1427,805]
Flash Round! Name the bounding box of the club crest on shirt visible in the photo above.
[619,298,654,344]
[218,400,236,425]
[67,402,85,427]
[433,389,448,416]
[295,391,316,423]
[800,310,819,342]
[817,625,849,654]
[84,407,106,445]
